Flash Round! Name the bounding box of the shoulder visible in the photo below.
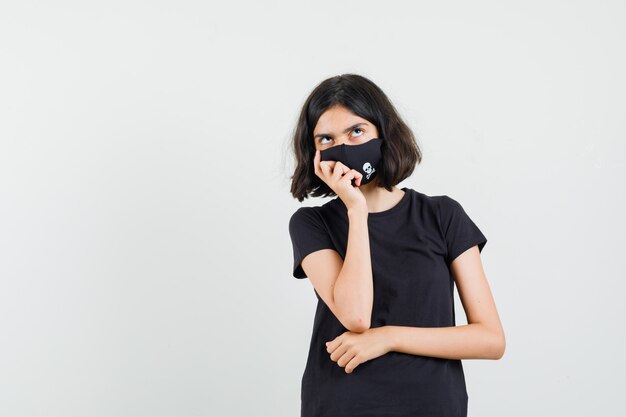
[289,205,315,225]
[433,194,468,225]
[408,191,466,231]
[406,188,459,213]
[288,204,328,233]
[435,194,463,213]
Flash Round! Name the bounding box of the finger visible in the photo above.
[331,162,349,183]
[349,169,364,187]
[320,159,336,171]
[329,341,348,363]
[353,170,363,187]
[313,149,320,175]
[345,354,361,374]
[333,161,349,173]
[352,169,363,180]
[319,160,334,180]
[326,331,351,354]
[337,349,357,369]
[341,169,361,187]
[316,150,336,177]
[326,338,340,356]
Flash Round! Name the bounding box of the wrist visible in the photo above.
[382,325,397,352]
[347,206,368,219]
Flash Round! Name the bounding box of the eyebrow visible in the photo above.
[314,122,368,139]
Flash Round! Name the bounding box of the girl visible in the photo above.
[288,74,505,417]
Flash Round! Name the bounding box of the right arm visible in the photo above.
[299,149,374,332]
[300,209,373,333]
[302,210,374,333]
[332,207,372,331]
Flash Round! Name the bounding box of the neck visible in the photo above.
[358,179,404,213]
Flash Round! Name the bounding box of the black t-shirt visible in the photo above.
[288,187,487,417]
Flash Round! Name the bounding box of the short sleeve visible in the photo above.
[288,207,336,279]
[438,195,487,265]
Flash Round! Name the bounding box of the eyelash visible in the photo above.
[319,128,364,144]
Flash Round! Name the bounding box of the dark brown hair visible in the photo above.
[289,74,422,202]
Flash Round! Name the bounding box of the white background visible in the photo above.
[1,1,624,416]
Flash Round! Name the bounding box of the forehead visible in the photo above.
[313,106,371,132]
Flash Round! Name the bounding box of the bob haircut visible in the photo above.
[290,73,422,202]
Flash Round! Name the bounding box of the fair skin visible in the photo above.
[301,104,506,374]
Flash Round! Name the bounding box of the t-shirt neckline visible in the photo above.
[367,187,411,218]
[332,187,411,218]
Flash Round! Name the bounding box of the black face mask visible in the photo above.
[320,138,383,186]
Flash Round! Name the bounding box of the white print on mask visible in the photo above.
[363,162,375,179]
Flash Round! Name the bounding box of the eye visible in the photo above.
[351,128,364,138]
[318,128,364,145]
[319,136,332,145]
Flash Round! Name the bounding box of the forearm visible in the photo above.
[385,324,505,360]
[334,208,373,331]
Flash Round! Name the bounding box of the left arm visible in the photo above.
[385,245,506,360]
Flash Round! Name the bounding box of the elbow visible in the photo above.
[490,331,506,360]
[333,297,372,333]
[345,316,371,333]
